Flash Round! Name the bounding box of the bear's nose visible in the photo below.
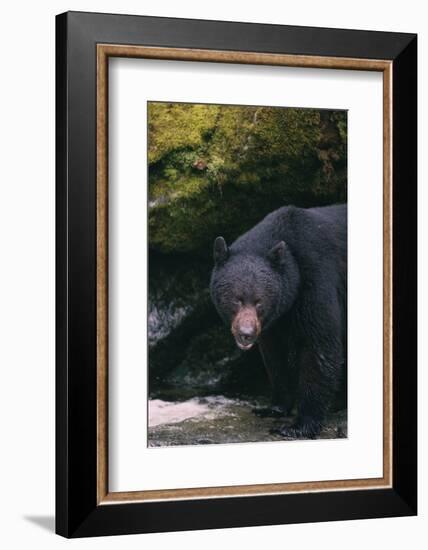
[238,325,256,343]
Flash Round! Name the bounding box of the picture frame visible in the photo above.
[56,11,417,538]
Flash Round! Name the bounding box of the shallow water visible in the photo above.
[149,397,217,427]
[148,396,347,447]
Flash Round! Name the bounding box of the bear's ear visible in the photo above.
[268,241,287,267]
[213,236,229,265]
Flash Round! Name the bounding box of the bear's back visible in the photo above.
[230,204,347,264]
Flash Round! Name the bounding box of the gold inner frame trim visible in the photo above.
[96,44,393,505]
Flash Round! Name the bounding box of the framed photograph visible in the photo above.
[56,11,417,537]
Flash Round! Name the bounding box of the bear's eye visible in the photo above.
[233,298,243,307]
[255,301,262,311]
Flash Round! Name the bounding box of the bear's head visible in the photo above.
[210,236,299,351]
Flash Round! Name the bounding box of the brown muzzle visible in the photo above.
[231,307,261,350]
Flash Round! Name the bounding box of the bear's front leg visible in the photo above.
[271,347,341,439]
[271,289,346,440]
[254,329,298,418]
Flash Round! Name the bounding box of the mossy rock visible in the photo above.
[148,102,347,256]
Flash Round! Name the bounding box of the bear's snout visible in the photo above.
[232,307,261,351]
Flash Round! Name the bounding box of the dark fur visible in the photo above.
[210,204,347,439]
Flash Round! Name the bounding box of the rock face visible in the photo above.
[147,102,347,444]
[148,102,347,256]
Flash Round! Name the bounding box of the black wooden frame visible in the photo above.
[56,11,417,538]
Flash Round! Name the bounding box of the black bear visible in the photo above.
[210,204,347,439]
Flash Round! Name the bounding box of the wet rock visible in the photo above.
[148,396,347,447]
[148,253,210,347]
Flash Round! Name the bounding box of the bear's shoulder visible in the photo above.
[230,206,294,254]
[229,204,346,262]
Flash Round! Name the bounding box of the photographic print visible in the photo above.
[147,101,348,447]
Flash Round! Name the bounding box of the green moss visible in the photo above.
[148,102,220,164]
[147,102,347,255]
